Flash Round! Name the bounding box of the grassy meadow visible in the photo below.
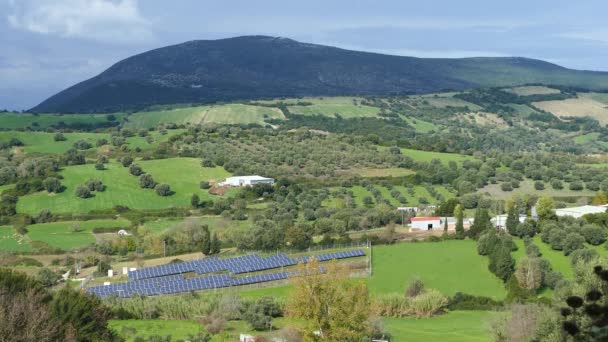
[0,225,31,252]
[17,158,233,214]
[0,130,183,154]
[384,311,498,342]
[0,112,126,129]
[26,219,131,251]
[369,240,506,299]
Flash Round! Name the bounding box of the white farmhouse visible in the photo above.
[220,175,275,187]
[410,217,442,230]
[555,205,607,219]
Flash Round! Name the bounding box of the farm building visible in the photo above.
[491,215,527,229]
[410,217,442,230]
[220,175,274,187]
[555,205,607,218]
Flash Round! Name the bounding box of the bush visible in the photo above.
[85,179,105,192]
[73,139,92,150]
[129,164,143,176]
[551,179,564,190]
[562,233,586,255]
[405,278,425,298]
[75,186,91,199]
[34,209,53,223]
[155,184,172,196]
[569,181,584,191]
[447,292,503,311]
[42,177,63,193]
[139,174,157,189]
[95,162,105,170]
[534,181,545,190]
[37,267,59,287]
[569,248,599,265]
[581,224,607,245]
[121,156,134,167]
[376,290,447,318]
[96,138,108,147]
[53,132,66,141]
[501,182,513,192]
[200,181,211,190]
[549,229,567,250]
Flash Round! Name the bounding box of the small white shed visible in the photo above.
[220,175,275,187]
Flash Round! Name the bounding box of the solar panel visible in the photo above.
[89,249,366,298]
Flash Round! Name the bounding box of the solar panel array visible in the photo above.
[128,249,365,280]
[87,249,365,298]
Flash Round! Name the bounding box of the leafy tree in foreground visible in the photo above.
[154,184,171,196]
[287,259,371,340]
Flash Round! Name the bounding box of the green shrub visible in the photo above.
[447,292,503,310]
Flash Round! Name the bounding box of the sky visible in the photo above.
[2,0,608,110]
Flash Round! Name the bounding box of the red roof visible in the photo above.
[411,217,441,222]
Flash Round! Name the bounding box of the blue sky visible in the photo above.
[2,0,608,110]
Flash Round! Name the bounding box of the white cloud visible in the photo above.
[6,0,153,44]
[558,30,608,44]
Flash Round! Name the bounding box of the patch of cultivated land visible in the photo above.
[139,216,252,238]
[26,219,131,251]
[0,225,31,252]
[0,113,126,129]
[124,104,284,129]
[507,85,561,96]
[17,158,233,214]
[325,184,452,208]
[395,147,475,164]
[0,130,183,154]
[338,167,415,178]
[369,240,506,299]
[415,95,483,110]
[384,311,499,342]
[533,93,608,125]
[286,97,380,118]
[401,116,439,133]
[478,179,595,201]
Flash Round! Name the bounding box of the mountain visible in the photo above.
[32,35,608,113]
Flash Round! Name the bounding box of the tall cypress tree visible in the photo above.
[455,204,465,239]
[201,225,211,255]
[506,200,519,236]
[468,207,490,239]
[210,232,221,254]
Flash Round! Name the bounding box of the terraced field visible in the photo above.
[325,184,453,208]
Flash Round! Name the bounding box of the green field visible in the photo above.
[140,216,253,238]
[0,226,31,252]
[26,219,131,251]
[532,236,573,279]
[376,146,475,164]
[109,320,203,341]
[369,241,506,298]
[0,130,183,154]
[18,158,233,214]
[384,311,496,342]
[125,104,284,129]
[402,117,439,133]
[288,98,379,118]
[0,113,126,129]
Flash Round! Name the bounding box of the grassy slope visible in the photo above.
[18,158,232,214]
[369,241,506,299]
[0,130,183,154]
[0,113,126,129]
[124,104,284,129]
[533,93,608,125]
[384,311,497,342]
[532,236,573,279]
[26,219,131,251]
[0,225,31,252]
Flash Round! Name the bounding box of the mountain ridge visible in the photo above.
[31,35,608,113]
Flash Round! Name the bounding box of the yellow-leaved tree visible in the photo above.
[286,258,371,341]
